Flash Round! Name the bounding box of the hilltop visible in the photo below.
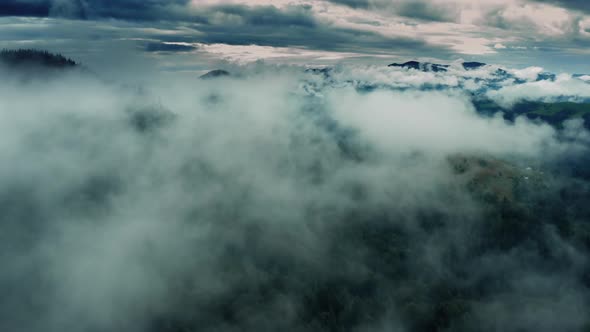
[0,49,77,68]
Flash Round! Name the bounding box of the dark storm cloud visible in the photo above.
[328,0,370,9]
[0,0,455,25]
[0,0,50,17]
[155,4,451,57]
[208,4,317,27]
[395,1,458,22]
[169,4,451,57]
[0,0,189,20]
[145,42,196,53]
[65,0,189,20]
[0,0,453,57]
[0,3,457,61]
[327,0,458,22]
[531,0,590,13]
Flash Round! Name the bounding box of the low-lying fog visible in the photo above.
[1,62,589,332]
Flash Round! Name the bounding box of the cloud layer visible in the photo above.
[2,0,590,72]
[1,60,590,332]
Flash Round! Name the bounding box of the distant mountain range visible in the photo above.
[388,60,489,72]
[308,60,590,128]
[204,59,590,128]
[3,49,590,129]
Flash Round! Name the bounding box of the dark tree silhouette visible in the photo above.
[0,49,77,68]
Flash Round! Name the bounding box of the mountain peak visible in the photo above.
[462,61,486,70]
[389,60,489,72]
[388,61,449,72]
[200,69,231,79]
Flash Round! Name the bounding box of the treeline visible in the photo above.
[0,49,77,68]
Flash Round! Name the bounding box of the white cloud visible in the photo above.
[488,73,590,106]
[1,59,589,332]
[511,66,544,81]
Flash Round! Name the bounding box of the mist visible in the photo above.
[1,61,589,332]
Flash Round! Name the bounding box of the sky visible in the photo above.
[1,0,590,78]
